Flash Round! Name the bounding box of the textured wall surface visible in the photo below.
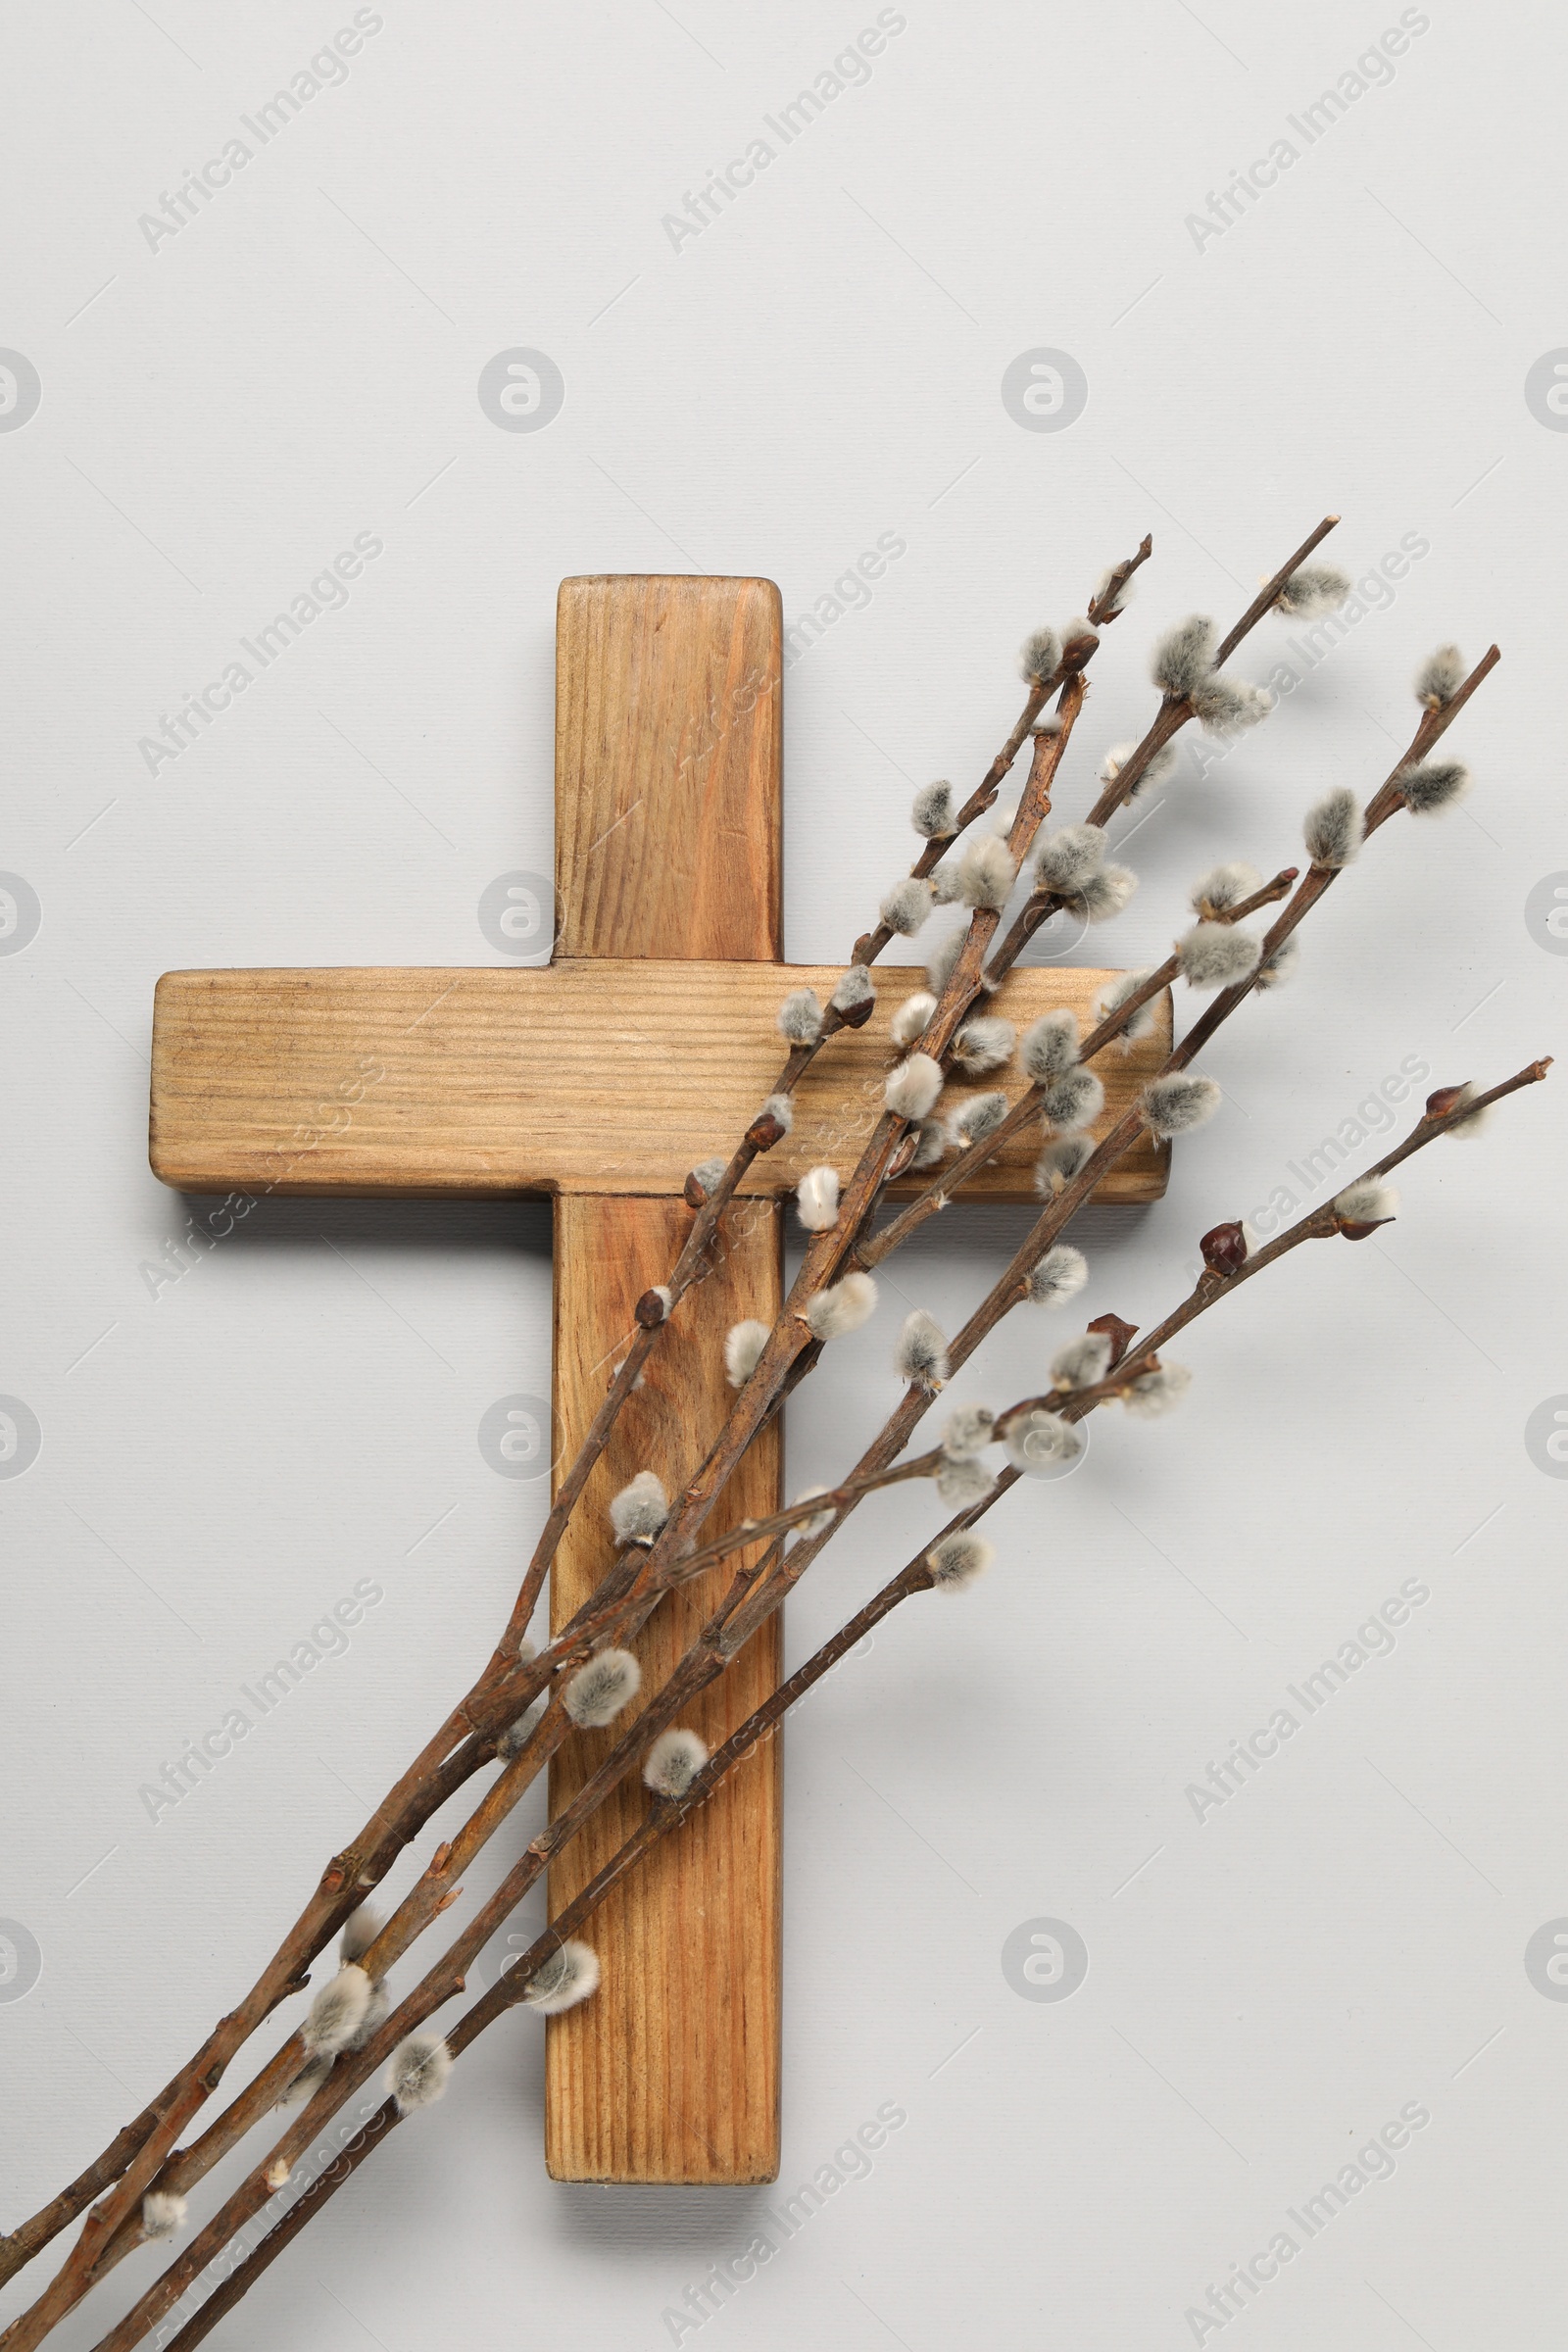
[1,4,1564,2347]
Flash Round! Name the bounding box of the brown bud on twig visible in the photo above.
[1087,1311,1138,1368]
[1425,1081,1471,1119]
[1059,628,1100,673]
[835,987,877,1030]
[1336,1220,1384,1242]
[683,1170,708,1208]
[1200,1220,1249,1278]
[634,1288,668,1329]
[746,1109,788,1150]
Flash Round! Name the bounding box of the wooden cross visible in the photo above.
[148,575,1170,2185]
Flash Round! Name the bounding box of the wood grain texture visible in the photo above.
[555,576,782,961]
[546,1197,783,2183]
[147,961,1172,1203]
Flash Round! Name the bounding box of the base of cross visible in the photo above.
[147,574,1170,2182]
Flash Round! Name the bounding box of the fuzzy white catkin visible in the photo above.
[1052,1333,1112,1391]
[806,1271,878,1341]
[895,1309,950,1389]
[347,1981,390,2052]
[303,1965,372,2056]
[1092,968,1158,1047]
[880,876,934,936]
[891,991,937,1048]
[957,833,1017,911]
[1092,562,1136,615]
[830,965,876,1017]
[788,1486,837,1542]
[1143,1072,1222,1139]
[1121,1363,1194,1418]
[885,1053,943,1120]
[1442,1081,1491,1139]
[1190,673,1272,733]
[950,1091,1008,1148]
[610,1469,668,1544]
[643,1727,709,1799]
[563,1648,641,1729]
[1335,1177,1399,1224]
[926,928,965,995]
[796,1166,840,1232]
[689,1155,726,1197]
[1035,1134,1096,1194]
[1396,760,1470,813]
[1152,614,1216,700]
[943,1403,996,1457]
[1020,1008,1080,1083]
[1302,785,1362,868]
[1041,1067,1104,1134]
[1415,644,1465,708]
[522,1940,601,2016]
[1176,922,1261,990]
[777,987,823,1046]
[497,1692,548,1760]
[1003,1407,1083,1472]
[1100,739,1177,799]
[926,1531,994,1593]
[1026,1245,1089,1308]
[760,1093,794,1135]
[951,1015,1014,1074]
[141,2193,187,2242]
[1190,860,1261,915]
[1074,863,1138,922]
[1254,936,1300,991]
[929,858,965,906]
[909,1118,950,1169]
[276,2051,334,2109]
[936,1453,997,1507]
[911,779,956,837]
[1275,564,1351,618]
[724,1319,770,1389]
[1018,624,1061,682]
[340,1902,383,1967]
[1034,823,1105,895]
[386,2034,452,2114]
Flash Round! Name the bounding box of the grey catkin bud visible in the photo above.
[1396,759,1470,814]
[1121,1362,1193,1418]
[1092,968,1158,1046]
[340,1903,383,1968]
[1026,1245,1089,1308]
[564,1648,641,1729]
[1093,563,1137,616]
[1176,922,1261,990]
[943,1403,996,1457]
[522,1939,601,2015]
[1004,1407,1083,1472]
[958,834,1017,911]
[950,1091,1008,1148]
[929,858,965,905]
[1442,1081,1492,1140]
[806,1272,878,1341]
[896,1310,949,1389]
[909,1117,950,1169]
[1035,1134,1096,1195]
[1052,1332,1112,1391]
[1303,785,1362,868]
[760,1093,794,1135]
[498,1692,548,1759]
[952,1015,1015,1074]
[778,987,823,1046]
[276,2052,334,2110]
[927,1531,994,1593]
[912,779,957,837]
[830,965,876,1017]
[1191,860,1261,916]
[610,1470,668,1544]
[1101,740,1177,799]
[880,877,935,936]
[788,1486,837,1542]
[1335,1177,1398,1226]
[141,2192,188,2242]
[1152,614,1216,699]
[1042,1067,1104,1134]
[1034,823,1105,895]
[1190,673,1272,733]
[1144,1072,1222,1139]
[1275,564,1351,618]
[689,1155,727,1198]
[1073,863,1138,923]
[303,1966,372,2057]
[926,928,965,994]
[886,1053,943,1120]
[1415,644,1465,709]
[1254,935,1300,991]
[796,1166,840,1232]
[1019,625,1062,683]
[643,1728,709,1800]
[346,1981,390,2052]
[891,990,937,1048]
[1020,1008,1080,1083]
[386,2033,452,2114]
[936,1453,997,1508]
[724,1319,770,1389]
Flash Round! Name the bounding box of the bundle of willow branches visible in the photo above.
[1,517,1547,2352]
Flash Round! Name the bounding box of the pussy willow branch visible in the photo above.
[143,1059,1547,2351]
[0,554,1148,2340]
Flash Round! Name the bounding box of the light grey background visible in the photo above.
[2,2,1565,2347]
